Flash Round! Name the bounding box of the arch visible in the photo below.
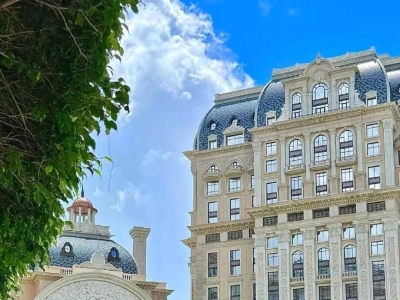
[34,272,153,300]
[291,92,302,119]
[339,83,349,95]
[317,247,330,275]
[375,58,391,103]
[343,244,357,272]
[226,158,243,168]
[292,250,304,278]
[204,162,221,173]
[313,134,328,162]
[288,139,303,166]
[312,83,328,100]
[344,244,356,258]
[292,250,304,263]
[61,242,74,257]
[303,58,334,77]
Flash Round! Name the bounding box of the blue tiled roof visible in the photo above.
[387,70,400,101]
[256,81,285,127]
[49,235,138,274]
[355,60,388,104]
[197,97,257,150]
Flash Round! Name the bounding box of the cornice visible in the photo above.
[152,289,174,296]
[22,272,62,284]
[247,187,400,219]
[188,219,255,235]
[182,238,197,249]
[184,143,253,159]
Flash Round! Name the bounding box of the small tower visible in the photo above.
[129,227,151,276]
[67,188,98,224]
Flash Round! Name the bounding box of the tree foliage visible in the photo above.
[0,0,139,297]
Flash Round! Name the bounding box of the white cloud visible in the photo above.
[110,183,147,212]
[141,149,172,167]
[287,8,298,16]
[180,91,192,100]
[259,0,272,16]
[93,185,104,197]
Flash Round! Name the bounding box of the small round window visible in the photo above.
[65,245,71,253]
[210,123,216,130]
[232,119,238,126]
[111,249,118,258]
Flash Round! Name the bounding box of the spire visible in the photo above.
[81,184,85,198]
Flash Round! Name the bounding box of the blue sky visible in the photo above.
[74,0,400,299]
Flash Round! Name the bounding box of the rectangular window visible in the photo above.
[313,208,330,219]
[344,245,357,272]
[266,159,278,173]
[205,233,220,243]
[251,175,255,189]
[230,250,241,276]
[253,283,256,300]
[267,236,278,248]
[267,117,276,125]
[368,166,381,189]
[371,223,383,236]
[226,134,244,146]
[316,172,328,196]
[293,288,305,300]
[343,227,355,239]
[291,176,303,200]
[228,230,243,241]
[367,97,377,106]
[292,233,303,245]
[341,168,354,192]
[266,182,278,204]
[208,287,218,300]
[371,241,384,255]
[229,177,241,192]
[345,283,358,300]
[208,252,218,277]
[253,248,255,273]
[268,272,279,300]
[372,261,385,299]
[317,230,329,242]
[209,140,217,149]
[366,123,379,137]
[339,204,356,215]
[319,286,331,300]
[266,141,277,155]
[230,198,240,221]
[230,285,240,300]
[207,181,219,195]
[367,142,380,156]
[288,212,304,222]
[208,202,218,223]
[263,216,278,226]
[367,201,386,212]
[339,98,349,110]
[252,195,255,207]
[268,253,279,267]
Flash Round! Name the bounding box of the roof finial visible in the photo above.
[81,184,85,198]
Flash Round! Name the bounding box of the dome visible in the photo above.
[67,196,98,215]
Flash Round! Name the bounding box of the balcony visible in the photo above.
[285,163,305,175]
[316,274,331,281]
[336,155,357,167]
[225,164,244,176]
[203,168,221,180]
[310,159,330,171]
[290,277,304,283]
[342,271,358,279]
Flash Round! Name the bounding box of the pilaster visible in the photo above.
[255,236,267,299]
[304,132,311,182]
[383,217,400,299]
[355,124,363,173]
[327,223,343,300]
[383,119,395,187]
[349,75,355,108]
[278,230,291,299]
[329,129,337,178]
[355,221,371,300]
[331,79,337,110]
[302,227,316,300]
[280,138,286,185]
[285,89,290,120]
[253,142,262,206]
[302,86,308,116]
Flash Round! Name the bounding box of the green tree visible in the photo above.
[0,0,139,297]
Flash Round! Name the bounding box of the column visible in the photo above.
[383,119,395,187]
[302,227,316,300]
[278,230,291,300]
[88,208,91,224]
[327,223,343,300]
[355,221,371,300]
[285,89,290,120]
[129,227,151,276]
[78,207,82,223]
[279,138,288,201]
[329,129,338,194]
[192,164,197,211]
[349,75,356,107]
[255,235,267,299]
[331,79,337,110]
[383,217,400,299]
[253,142,262,206]
[355,124,365,190]
[303,132,312,197]
[302,86,308,116]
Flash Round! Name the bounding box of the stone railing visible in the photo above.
[290,276,304,283]
[316,274,330,280]
[60,268,73,275]
[59,268,135,281]
[343,271,358,278]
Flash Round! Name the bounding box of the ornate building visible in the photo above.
[11,193,173,300]
[183,48,400,300]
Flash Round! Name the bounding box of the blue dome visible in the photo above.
[256,81,285,127]
[387,70,400,101]
[49,235,138,274]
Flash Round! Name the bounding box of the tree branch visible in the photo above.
[0,0,20,9]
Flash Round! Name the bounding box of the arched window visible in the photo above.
[292,251,304,278]
[229,160,242,170]
[207,164,219,173]
[210,122,216,130]
[107,247,120,262]
[317,248,330,275]
[312,83,328,115]
[231,119,238,126]
[292,93,302,119]
[61,242,74,257]
[314,135,328,162]
[344,245,357,272]
[339,130,354,159]
[289,139,303,166]
[339,83,349,110]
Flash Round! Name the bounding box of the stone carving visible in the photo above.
[331,243,340,300]
[355,222,369,234]
[305,246,314,300]
[255,237,265,248]
[77,252,121,271]
[384,218,399,231]
[257,252,265,298]
[43,281,139,300]
[279,248,288,299]
[278,230,291,243]
[302,228,315,241]
[280,249,288,274]
[328,224,342,238]
[223,123,245,135]
[357,238,368,299]
[387,237,398,299]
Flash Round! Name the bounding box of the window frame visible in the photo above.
[266,141,277,155]
[208,287,218,300]
[291,176,303,200]
[226,133,244,146]
[367,165,381,189]
[316,230,329,243]
[341,168,354,192]
[315,172,328,196]
[343,227,355,239]
[229,198,241,221]
[228,177,241,192]
[266,159,278,173]
[317,248,330,275]
[208,201,218,224]
[339,130,354,159]
[344,244,357,272]
[229,249,241,276]
[366,123,379,138]
[208,252,218,278]
[208,140,217,149]
[289,139,303,166]
[267,253,279,267]
[366,141,380,157]
[292,92,302,119]
[371,241,384,256]
[266,181,278,204]
[292,251,304,278]
[207,181,219,195]
[314,135,328,162]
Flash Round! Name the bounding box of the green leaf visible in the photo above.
[45,165,53,174]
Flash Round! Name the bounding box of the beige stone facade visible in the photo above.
[184,48,400,300]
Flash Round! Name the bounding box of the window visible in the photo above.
[293,288,305,300]
[228,230,243,241]
[339,83,350,110]
[229,178,241,192]
[266,159,278,173]
[230,198,240,221]
[253,283,256,300]
[268,272,279,300]
[207,181,219,195]
[372,261,386,299]
[208,202,218,223]
[207,164,219,173]
[253,248,255,273]
[209,140,217,149]
[288,212,304,222]
[107,247,120,262]
[343,227,355,239]
[267,236,278,248]
[314,135,328,162]
[208,253,218,277]
[232,119,238,125]
[317,230,329,242]
[252,195,255,207]
[208,287,218,300]
[289,139,303,165]
[267,117,276,125]
[230,250,241,275]
[341,168,354,192]
[230,285,240,300]
[345,283,358,300]
[292,93,302,119]
[367,201,386,212]
[266,141,277,155]
[266,182,278,204]
[292,233,303,245]
[227,134,244,146]
[61,242,74,256]
[250,175,255,189]
[368,166,381,189]
[317,248,330,275]
[206,233,220,243]
[344,245,357,272]
[210,123,216,130]
[268,253,279,267]
[366,123,379,138]
[339,130,354,159]
[316,172,328,196]
[339,204,356,215]
[319,286,331,300]
[367,96,377,106]
[313,208,330,219]
[367,142,380,156]
[291,176,303,200]
[292,251,304,278]
[263,216,278,226]
[312,83,328,114]
[371,241,384,255]
[371,224,383,236]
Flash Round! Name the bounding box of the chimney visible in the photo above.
[129,226,151,276]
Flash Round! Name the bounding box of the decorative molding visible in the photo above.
[184,143,253,158]
[76,252,121,271]
[301,228,316,240]
[223,123,245,135]
[327,223,342,237]
[305,246,314,300]
[383,217,399,231]
[63,223,111,237]
[256,252,265,299]
[277,230,291,243]
[188,219,254,235]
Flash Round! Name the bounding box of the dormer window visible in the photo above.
[107,247,120,262]
[226,134,243,146]
[209,140,217,149]
[339,83,349,110]
[367,97,377,106]
[291,93,302,119]
[266,117,276,125]
[232,119,238,126]
[210,123,216,130]
[61,242,74,257]
[312,83,328,115]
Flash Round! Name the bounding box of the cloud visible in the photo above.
[141,149,172,167]
[180,91,192,100]
[110,183,148,212]
[259,0,272,16]
[287,8,298,16]
[93,185,104,197]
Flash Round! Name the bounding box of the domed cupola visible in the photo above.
[66,188,98,224]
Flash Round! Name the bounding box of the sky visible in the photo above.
[73,0,400,299]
